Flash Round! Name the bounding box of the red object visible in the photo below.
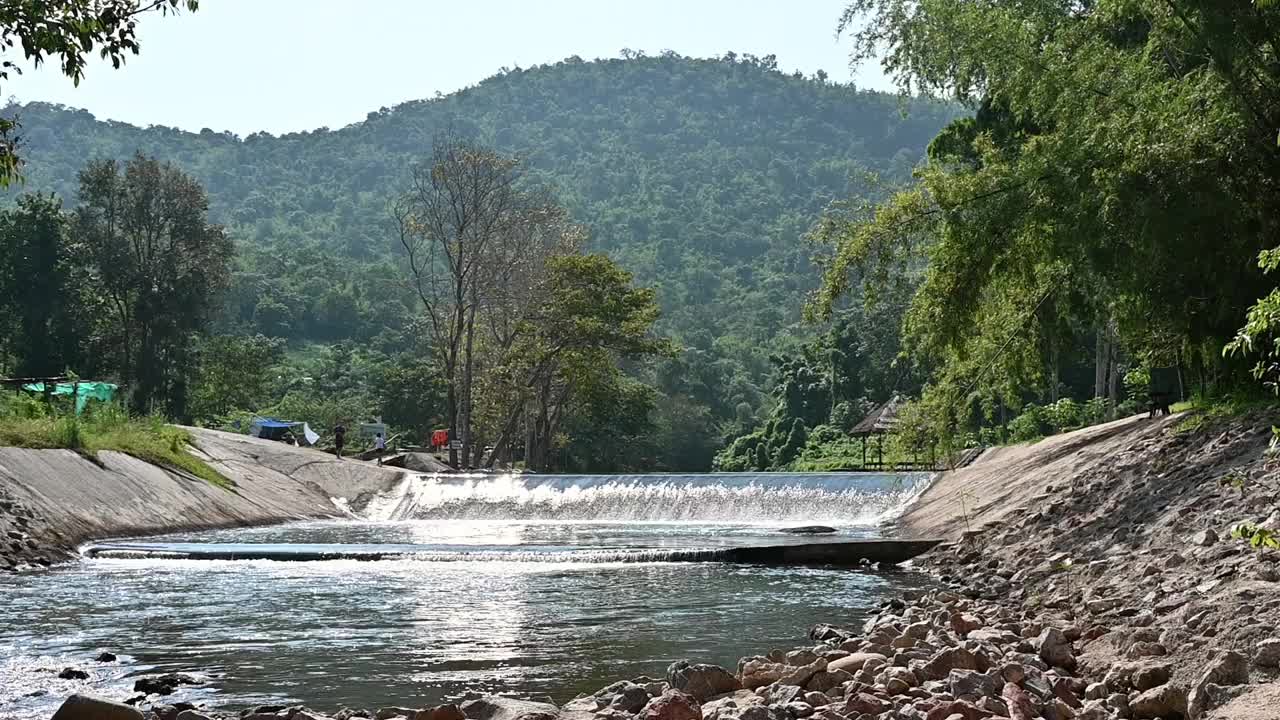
[431,429,449,450]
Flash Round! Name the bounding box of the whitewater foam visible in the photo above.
[363,472,929,525]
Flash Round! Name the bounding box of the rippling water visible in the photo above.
[0,473,931,718]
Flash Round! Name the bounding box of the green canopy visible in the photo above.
[21,381,119,414]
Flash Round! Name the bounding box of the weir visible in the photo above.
[82,537,941,566]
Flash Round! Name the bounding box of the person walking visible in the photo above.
[333,423,347,459]
[374,432,386,466]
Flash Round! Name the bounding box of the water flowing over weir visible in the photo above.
[361,472,930,524]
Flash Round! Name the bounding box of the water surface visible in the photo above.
[0,472,930,718]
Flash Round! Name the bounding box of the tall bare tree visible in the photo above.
[394,136,520,466]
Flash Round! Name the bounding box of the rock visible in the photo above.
[1186,683,1249,718]
[1124,641,1166,659]
[175,712,215,720]
[133,673,199,696]
[779,526,837,535]
[1000,663,1026,685]
[1035,627,1076,670]
[1188,650,1250,718]
[784,649,819,666]
[1084,682,1107,700]
[610,686,652,714]
[784,702,813,718]
[1190,529,1217,546]
[641,691,701,720]
[843,693,890,715]
[95,652,118,663]
[51,694,144,720]
[461,697,560,720]
[1255,638,1280,667]
[297,713,338,720]
[801,693,828,707]
[376,710,418,720]
[778,658,826,688]
[1131,662,1173,692]
[757,684,804,706]
[950,613,983,637]
[58,667,89,680]
[920,647,980,681]
[1129,683,1187,719]
[948,669,996,700]
[1001,683,1036,720]
[738,659,787,690]
[808,624,853,644]
[826,653,886,674]
[417,702,468,717]
[669,661,742,702]
[801,669,851,693]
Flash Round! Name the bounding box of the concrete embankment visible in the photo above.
[0,427,402,570]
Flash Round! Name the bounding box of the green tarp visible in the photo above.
[21,381,119,413]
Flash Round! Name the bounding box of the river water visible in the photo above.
[0,472,931,718]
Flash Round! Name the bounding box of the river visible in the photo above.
[0,472,931,718]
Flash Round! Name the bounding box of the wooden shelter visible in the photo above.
[850,396,904,469]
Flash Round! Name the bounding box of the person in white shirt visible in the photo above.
[374,432,386,466]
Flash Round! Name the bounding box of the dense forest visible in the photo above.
[0,53,959,470]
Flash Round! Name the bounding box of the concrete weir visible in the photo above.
[82,538,941,566]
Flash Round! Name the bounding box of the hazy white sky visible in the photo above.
[2,0,889,136]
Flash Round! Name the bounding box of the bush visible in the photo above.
[1081,397,1111,426]
[1043,398,1081,433]
[1008,403,1045,441]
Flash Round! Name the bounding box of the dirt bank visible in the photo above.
[0,427,403,571]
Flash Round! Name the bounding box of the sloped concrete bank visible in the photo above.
[0,427,402,571]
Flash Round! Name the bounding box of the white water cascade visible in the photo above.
[362,472,931,525]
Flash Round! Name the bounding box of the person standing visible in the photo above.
[374,432,386,466]
[333,423,347,459]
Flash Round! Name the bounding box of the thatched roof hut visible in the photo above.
[850,396,904,437]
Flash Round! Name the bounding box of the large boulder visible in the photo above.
[668,661,742,702]
[51,694,144,720]
[461,697,559,720]
[1188,650,1250,718]
[1035,627,1076,670]
[1257,638,1280,668]
[1129,684,1187,719]
[826,653,886,674]
[920,647,980,681]
[738,659,787,690]
[641,691,701,720]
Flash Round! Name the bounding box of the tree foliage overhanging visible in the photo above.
[805,0,1280,445]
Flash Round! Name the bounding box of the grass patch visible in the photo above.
[1174,393,1280,434]
[0,397,232,489]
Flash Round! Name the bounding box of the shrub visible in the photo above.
[1008,403,1045,441]
[1043,398,1081,433]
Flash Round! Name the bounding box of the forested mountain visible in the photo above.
[5,53,957,467]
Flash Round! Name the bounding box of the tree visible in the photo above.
[813,0,1280,439]
[0,0,197,185]
[75,153,233,417]
[394,136,522,466]
[0,194,84,376]
[189,334,284,422]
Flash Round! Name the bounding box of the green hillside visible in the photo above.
[6,53,958,466]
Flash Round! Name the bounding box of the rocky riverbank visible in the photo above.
[30,409,1280,720]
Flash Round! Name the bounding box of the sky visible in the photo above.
[2,0,890,137]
